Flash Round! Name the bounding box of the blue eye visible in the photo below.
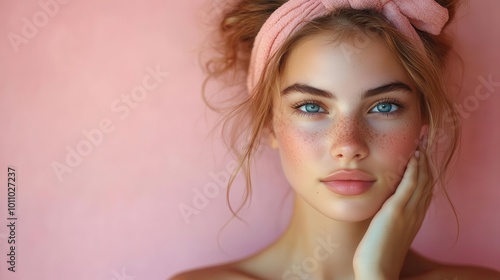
[300,103,323,113]
[291,101,327,116]
[371,102,400,114]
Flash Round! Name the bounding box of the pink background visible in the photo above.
[0,1,499,279]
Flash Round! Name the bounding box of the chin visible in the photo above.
[312,195,387,223]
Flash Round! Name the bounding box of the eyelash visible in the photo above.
[371,98,406,116]
[291,99,327,117]
[291,98,406,117]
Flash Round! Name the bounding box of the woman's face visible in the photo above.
[269,34,426,222]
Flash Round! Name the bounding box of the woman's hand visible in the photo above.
[353,147,433,280]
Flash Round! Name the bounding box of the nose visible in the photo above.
[330,116,369,162]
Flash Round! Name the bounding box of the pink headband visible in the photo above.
[247,0,449,93]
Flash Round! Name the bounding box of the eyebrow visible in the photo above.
[281,82,413,99]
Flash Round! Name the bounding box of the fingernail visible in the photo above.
[415,150,420,159]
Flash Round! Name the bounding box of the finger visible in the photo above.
[423,187,433,210]
[421,153,434,207]
[422,156,434,211]
[389,150,419,207]
[406,147,430,208]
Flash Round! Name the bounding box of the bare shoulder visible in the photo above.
[169,263,257,280]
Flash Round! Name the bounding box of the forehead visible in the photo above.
[280,34,413,95]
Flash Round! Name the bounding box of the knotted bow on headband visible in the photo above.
[247,0,449,93]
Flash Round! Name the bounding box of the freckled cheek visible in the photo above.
[273,121,325,170]
[372,123,420,177]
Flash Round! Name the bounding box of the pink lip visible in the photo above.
[321,170,376,196]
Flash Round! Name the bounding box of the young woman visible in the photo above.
[173,0,500,279]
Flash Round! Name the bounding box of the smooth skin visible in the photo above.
[172,152,499,280]
[171,36,500,280]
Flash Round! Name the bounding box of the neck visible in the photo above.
[277,195,372,280]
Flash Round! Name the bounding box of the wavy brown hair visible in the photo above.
[202,0,462,226]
